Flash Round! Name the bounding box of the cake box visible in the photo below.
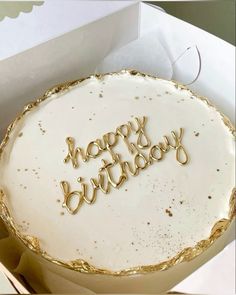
[0,2,235,294]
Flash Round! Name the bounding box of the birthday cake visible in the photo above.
[0,70,235,293]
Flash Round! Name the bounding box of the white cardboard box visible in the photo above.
[0,1,139,137]
[0,270,17,294]
[172,240,236,295]
[0,1,235,294]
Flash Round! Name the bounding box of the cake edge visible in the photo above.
[0,69,235,276]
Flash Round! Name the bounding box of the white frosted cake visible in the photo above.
[0,70,235,293]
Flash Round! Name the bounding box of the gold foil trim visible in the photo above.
[0,70,235,276]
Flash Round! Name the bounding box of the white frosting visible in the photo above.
[0,72,235,271]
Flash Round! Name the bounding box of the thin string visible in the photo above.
[171,45,202,86]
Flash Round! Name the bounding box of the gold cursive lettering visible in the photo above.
[99,155,127,189]
[61,181,84,214]
[116,124,134,154]
[129,117,151,149]
[64,137,87,168]
[61,117,189,214]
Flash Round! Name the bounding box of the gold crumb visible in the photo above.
[165,209,173,217]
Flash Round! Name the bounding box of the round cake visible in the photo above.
[0,70,235,293]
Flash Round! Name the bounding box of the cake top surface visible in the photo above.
[0,71,235,274]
